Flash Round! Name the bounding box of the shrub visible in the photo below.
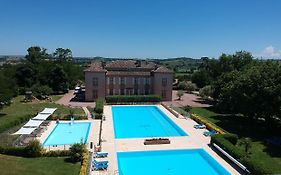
[199,85,214,98]
[42,150,71,157]
[186,82,197,93]
[69,143,86,162]
[94,98,104,114]
[191,113,226,134]
[79,150,89,175]
[24,139,44,157]
[0,146,26,157]
[222,133,238,145]
[176,90,184,100]
[177,82,187,90]
[106,95,162,103]
[31,84,53,99]
[182,105,191,113]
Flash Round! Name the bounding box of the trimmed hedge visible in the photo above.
[106,95,162,103]
[211,134,268,175]
[94,98,104,114]
[42,150,71,157]
[191,113,226,134]
[79,150,89,175]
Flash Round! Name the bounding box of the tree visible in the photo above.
[191,70,211,88]
[177,82,187,90]
[186,82,197,93]
[69,143,86,162]
[15,64,38,88]
[49,65,69,92]
[0,72,15,106]
[53,48,72,61]
[213,61,281,123]
[26,46,49,64]
[199,85,213,98]
[177,90,184,100]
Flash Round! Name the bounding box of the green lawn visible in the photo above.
[0,96,84,127]
[0,154,80,175]
[190,107,281,174]
[0,95,85,145]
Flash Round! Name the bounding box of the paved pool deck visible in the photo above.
[91,105,242,175]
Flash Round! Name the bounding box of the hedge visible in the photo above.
[191,113,226,134]
[211,134,268,175]
[42,150,71,157]
[79,150,89,175]
[106,95,162,103]
[94,98,104,114]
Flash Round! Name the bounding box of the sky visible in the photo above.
[0,0,281,59]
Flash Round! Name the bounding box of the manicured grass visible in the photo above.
[0,96,84,128]
[191,107,281,174]
[0,154,80,175]
[0,95,85,144]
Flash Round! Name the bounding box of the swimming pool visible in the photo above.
[112,105,187,139]
[117,149,231,175]
[43,122,91,146]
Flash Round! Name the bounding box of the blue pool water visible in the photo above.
[43,122,91,146]
[112,105,187,139]
[117,149,231,175]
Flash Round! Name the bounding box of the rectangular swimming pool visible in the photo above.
[112,105,187,139]
[43,122,91,146]
[117,149,231,175]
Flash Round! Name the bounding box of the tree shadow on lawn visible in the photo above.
[209,113,281,158]
[0,113,7,118]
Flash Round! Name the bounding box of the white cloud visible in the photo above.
[259,46,281,59]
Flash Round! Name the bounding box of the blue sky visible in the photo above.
[0,0,281,59]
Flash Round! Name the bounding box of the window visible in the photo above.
[109,77,114,85]
[161,90,166,98]
[92,90,98,99]
[92,77,98,86]
[109,89,113,95]
[162,78,167,87]
[145,78,150,85]
[145,88,149,95]
[134,88,138,95]
[121,77,125,85]
[134,77,138,85]
[121,88,125,95]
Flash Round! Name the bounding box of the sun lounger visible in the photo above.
[194,123,206,129]
[93,162,108,170]
[94,152,108,158]
[93,159,108,165]
[203,130,216,137]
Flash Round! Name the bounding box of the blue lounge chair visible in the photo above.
[203,130,216,137]
[194,123,206,129]
[93,159,108,165]
[94,152,108,158]
[93,163,108,170]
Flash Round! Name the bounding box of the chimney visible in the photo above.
[136,60,141,67]
[101,61,106,69]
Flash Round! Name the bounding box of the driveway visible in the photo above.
[56,90,95,108]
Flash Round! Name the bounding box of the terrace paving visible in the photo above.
[163,90,212,107]
[91,105,242,175]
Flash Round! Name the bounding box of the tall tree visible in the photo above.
[53,48,72,61]
[25,46,49,64]
[49,65,69,92]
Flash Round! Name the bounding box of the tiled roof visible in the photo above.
[105,60,155,69]
[85,60,173,73]
[106,71,151,76]
[153,66,173,73]
[84,61,106,72]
